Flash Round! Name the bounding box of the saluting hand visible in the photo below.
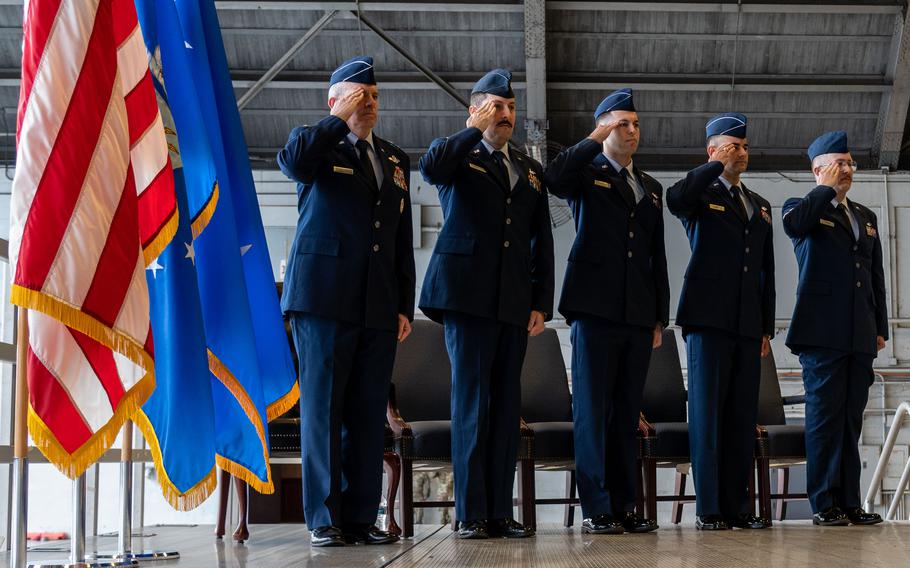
[817,162,841,190]
[587,120,622,144]
[330,88,365,122]
[709,143,738,168]
[466,100,498,132]
[527,310,546,337]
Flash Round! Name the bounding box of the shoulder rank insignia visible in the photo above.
[388,154,400,164]
[471,148,481,156]
[650,192,660,208]
[528,170,541,193]
[594,179,611,189]
[709,203,725,212]
[866,224,877,238]
[820,219,835,227]
[393,165,408,191]
[761,208,771,224]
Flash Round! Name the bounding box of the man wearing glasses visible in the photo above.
[782,131,887,527]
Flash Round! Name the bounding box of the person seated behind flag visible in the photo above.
[276,56,416,547]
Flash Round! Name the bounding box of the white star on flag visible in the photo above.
[184,242,196,266]
[147,257,164,278]
[240,244,252,256]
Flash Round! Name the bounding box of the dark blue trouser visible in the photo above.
[444,311,528,522]
[685,328,761,518]
[799,348,874,513]
[571,316,652,518]
[289,313,397,529]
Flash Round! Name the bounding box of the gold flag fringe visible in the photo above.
[208,349,274,494]
[133,411,217,511]
[266,382,300,422]
[142,207,179,268]
[190,181,219,240]
[27,371,155,479]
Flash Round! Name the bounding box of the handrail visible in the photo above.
[863,401,910,519]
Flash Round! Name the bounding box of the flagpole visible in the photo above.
[11,307,29,568]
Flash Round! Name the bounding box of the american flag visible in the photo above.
[9,0,175,477]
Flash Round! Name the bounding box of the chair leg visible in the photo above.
[399,457,414,538]
[671,473,686,524]
[215,468,231,538]
[756,456,772,522]
[643,458,657,521]
[564,470,577,527]
[776,468,790,521]
[383,452,402,536]
[517,460,537,530]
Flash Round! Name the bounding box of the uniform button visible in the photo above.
[856,281,862,288]
[853,245,858,251]
[375,200,381,206]
[856,262,861,269]
[745,247,750,254]
[629,231,634,238]
[745,229,750,235]
[506,218,512,225]
[374,220,381,229]
[372,244,380,252]
[506,198,512,204]
[630,212,636,219]
[504,241,510,248]
[627,251,633,258]
[743,266,749,272]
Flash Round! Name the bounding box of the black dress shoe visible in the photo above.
[695,515,730,530]
[582,514,624,535]
[844,507,883,526]
[812,506,849,526]
[727,513,771,529]
[310,525,346,547]
[342,524,400,545]
[488,518,534,538]
[456,520,489,539]
[619,512,658,533]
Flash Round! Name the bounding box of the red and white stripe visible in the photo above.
[9,0,173,469]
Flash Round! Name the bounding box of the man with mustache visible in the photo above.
[419,69,554,539]
[544,89,667,534]
[277,56,415,547]
[666,113,775,530]
[782,131,886,527]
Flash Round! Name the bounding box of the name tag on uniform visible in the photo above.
[819,219,835,227]
[469,163,488,173]
[333,165,354,175]
[594,180,611,189]
[708,203,725,212]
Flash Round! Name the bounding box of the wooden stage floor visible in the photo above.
[9,521,910,567]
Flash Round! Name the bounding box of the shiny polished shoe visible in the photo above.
[310,525,346,547]
[812,506,849,526]
[582,514,624,534]
[456,520,490,539]
[845,507,883,526]
[695,515,730,530]
[727,513,771,529]
[488,518,535,538]
[619,512,658,533]
[342,524,400,545]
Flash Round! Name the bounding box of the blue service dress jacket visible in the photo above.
[666,161,776,339]
[418,126,555,327]
[782,185,888,355]
[277,115,416,330]
[544,138,670,328]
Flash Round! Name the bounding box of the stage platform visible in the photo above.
[9,521,910,567]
